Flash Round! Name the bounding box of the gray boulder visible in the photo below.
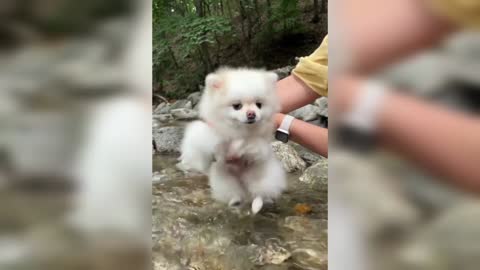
[170,99,192,110]
[291,143,322,166]
[289,104,321,122]
[315,97,328,118]
[186,92,202,107]
[301,151,322,166]
[380,53,449,96]
[153,126,183,153]
[152,119,161,130]
[299,159,328,191]
[170,108,198,120]
[153,113,174,123]
[271,142,306,173]
[154,103,171,114]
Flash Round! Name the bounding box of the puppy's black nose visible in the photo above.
[247,111,256,120]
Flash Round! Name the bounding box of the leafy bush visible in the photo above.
[153,0,325,100]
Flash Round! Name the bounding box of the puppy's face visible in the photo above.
[228,98,264,124]
[201,69,279,129]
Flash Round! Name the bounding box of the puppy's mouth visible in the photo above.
[246,119,256,124]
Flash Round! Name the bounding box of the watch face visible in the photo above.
[275,131,289,143]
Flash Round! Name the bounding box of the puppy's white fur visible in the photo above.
[180,68,286,214]
[70,96,151,242]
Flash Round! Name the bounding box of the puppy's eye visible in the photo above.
[232,103,242,110]
[256,102,262,109]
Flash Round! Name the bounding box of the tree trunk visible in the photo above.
[239,0,252,42]
[197,46,212,73]
[238,0,247,41]
[226,0,234,20]
[204,0,211,16]
[195,0,204,17]
[220,0,224,15]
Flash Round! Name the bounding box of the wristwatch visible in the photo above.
[336,79,388,151]
[275,115,294,143]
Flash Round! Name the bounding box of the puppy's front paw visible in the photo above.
[251,196,263,215]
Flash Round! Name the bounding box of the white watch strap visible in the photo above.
[342,80,388,132]
[278,115,295,134]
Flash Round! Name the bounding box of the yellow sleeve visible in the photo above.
[429,0,480,29]
[292,35,328,97]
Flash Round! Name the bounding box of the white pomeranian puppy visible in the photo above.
[180,68,286,214]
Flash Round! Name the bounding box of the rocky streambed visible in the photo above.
[152,92,328,270]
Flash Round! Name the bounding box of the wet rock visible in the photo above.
[291,143,322,167]
[289,104,320,121]
[299,159,328,191]
[254,239,291,265]
[291,248,328,270]
[301,151,322,167]
[281,217,328,269]
[152,171,168,183]
[170,108,198,121]
[152,154,327,270]
[282,216,327,233]
[153,126,183,153]
[271,142,306,173]
[186,92,202,107]
[153,113,174,123]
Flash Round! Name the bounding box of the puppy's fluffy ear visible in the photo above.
[206,73,223,90]
[265,72,279,86]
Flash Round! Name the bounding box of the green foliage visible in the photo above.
[177,16,232,59]
[153,0,325,99]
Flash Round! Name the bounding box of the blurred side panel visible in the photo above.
[330,1,480,270]
[0,1,151,269]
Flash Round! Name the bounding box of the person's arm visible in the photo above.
[335,0,455,74]
[277,35,328,112]
[276,75,320,113]
[334,77,480,192]
[274,113,328,157]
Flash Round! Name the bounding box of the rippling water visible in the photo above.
[153,154,328,270]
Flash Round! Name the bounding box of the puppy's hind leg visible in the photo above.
[247,159,287,215]
[209,163,246,206]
